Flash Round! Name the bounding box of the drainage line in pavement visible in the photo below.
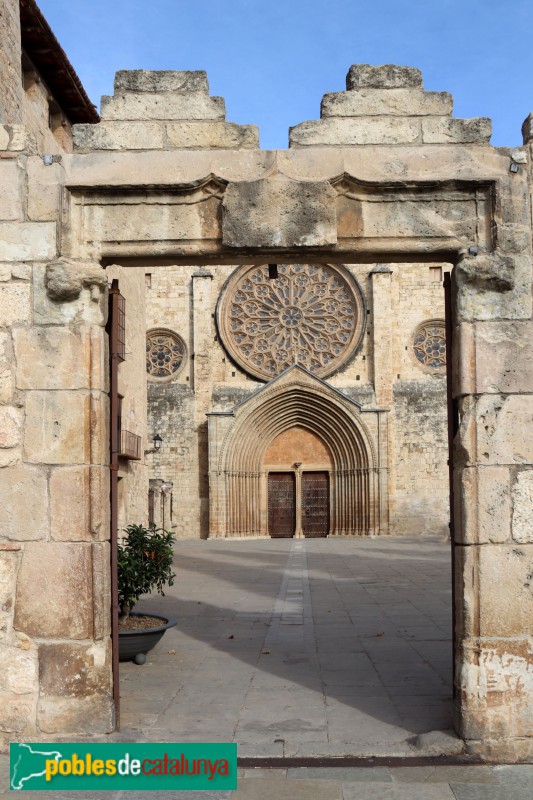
[237,754,484,768]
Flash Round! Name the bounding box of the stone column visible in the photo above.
[294,465,303,538]
[192,270,214,538]
[370,264,393,405]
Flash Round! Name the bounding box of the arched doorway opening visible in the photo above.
[208,364,388,538]
[265,426,333,538]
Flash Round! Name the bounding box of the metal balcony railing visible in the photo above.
[119,429,142,460]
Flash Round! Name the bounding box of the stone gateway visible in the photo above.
[0,0,532,764]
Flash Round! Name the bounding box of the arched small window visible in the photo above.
[146,329,186,380]
[412,319,446,372]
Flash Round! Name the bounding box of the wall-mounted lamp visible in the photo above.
[153,434,163,450]
[509,162,520,174]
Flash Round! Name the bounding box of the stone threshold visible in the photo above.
[238,754,482,769]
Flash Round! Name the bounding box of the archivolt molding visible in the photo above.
[210,366,386,537]
[217,368,379,473]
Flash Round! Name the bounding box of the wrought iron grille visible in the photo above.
[119,429,142,460]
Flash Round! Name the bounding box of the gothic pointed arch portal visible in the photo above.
[208,366,389,537]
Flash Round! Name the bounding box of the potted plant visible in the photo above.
[118,523,177,664]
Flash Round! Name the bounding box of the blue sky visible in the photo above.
[39,0,532,150]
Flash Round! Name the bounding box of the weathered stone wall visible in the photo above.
[392,382,448,535]
[107,265,148,533]
[1,21,74,155]
[0,0,23,125]
[388,263,449,535]
[0,12,114,742]
[0,150,114,745]
[147,383,196,535]
[21,70,74,155]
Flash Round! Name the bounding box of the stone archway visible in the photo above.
[2,59,532,760]
[208,365,388,537]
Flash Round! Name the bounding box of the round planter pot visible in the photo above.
[118,612,177,664]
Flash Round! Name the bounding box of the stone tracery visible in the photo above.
[217,263,365,381]
[146,329,186,379]
[412,319,446,371]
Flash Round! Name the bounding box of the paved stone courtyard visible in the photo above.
[2,537,533,798]
[2,759,533,800]
[120,536,453,753]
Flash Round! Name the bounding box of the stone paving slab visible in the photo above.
[118,537,455,755]
[287,766,392,782]
[493,764,533,785]
[392,765,499,784]
[2,754,533,799]
[342,784,456,799]
[232,777,344,799]
[449,786,532,800]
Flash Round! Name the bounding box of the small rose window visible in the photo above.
[146,329,186,379]
[412,320,446,371]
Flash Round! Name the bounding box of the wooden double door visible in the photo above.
[268,471,329,538]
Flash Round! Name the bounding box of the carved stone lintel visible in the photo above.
[222,174,337,249]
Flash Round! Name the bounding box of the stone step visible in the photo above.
[101,92,226,121]
[321,89,453,118]
[289,116,491,147]
[347,64,423,90]
[114,69,209,94]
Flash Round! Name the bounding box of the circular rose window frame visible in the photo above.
[410,318,447,374]
[216,263,366,382]
[146,328,187,382]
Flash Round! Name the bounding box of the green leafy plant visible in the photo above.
[118,524,176,621]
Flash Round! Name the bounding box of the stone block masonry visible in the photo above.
[74,70,259,151]
[290,63,491,147]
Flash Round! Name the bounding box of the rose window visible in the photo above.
[412,320,446,371]
[146,329,186,379]
[217,263,365,381]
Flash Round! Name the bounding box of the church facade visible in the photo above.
[1,0,533,763]
[146,258,449,539]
